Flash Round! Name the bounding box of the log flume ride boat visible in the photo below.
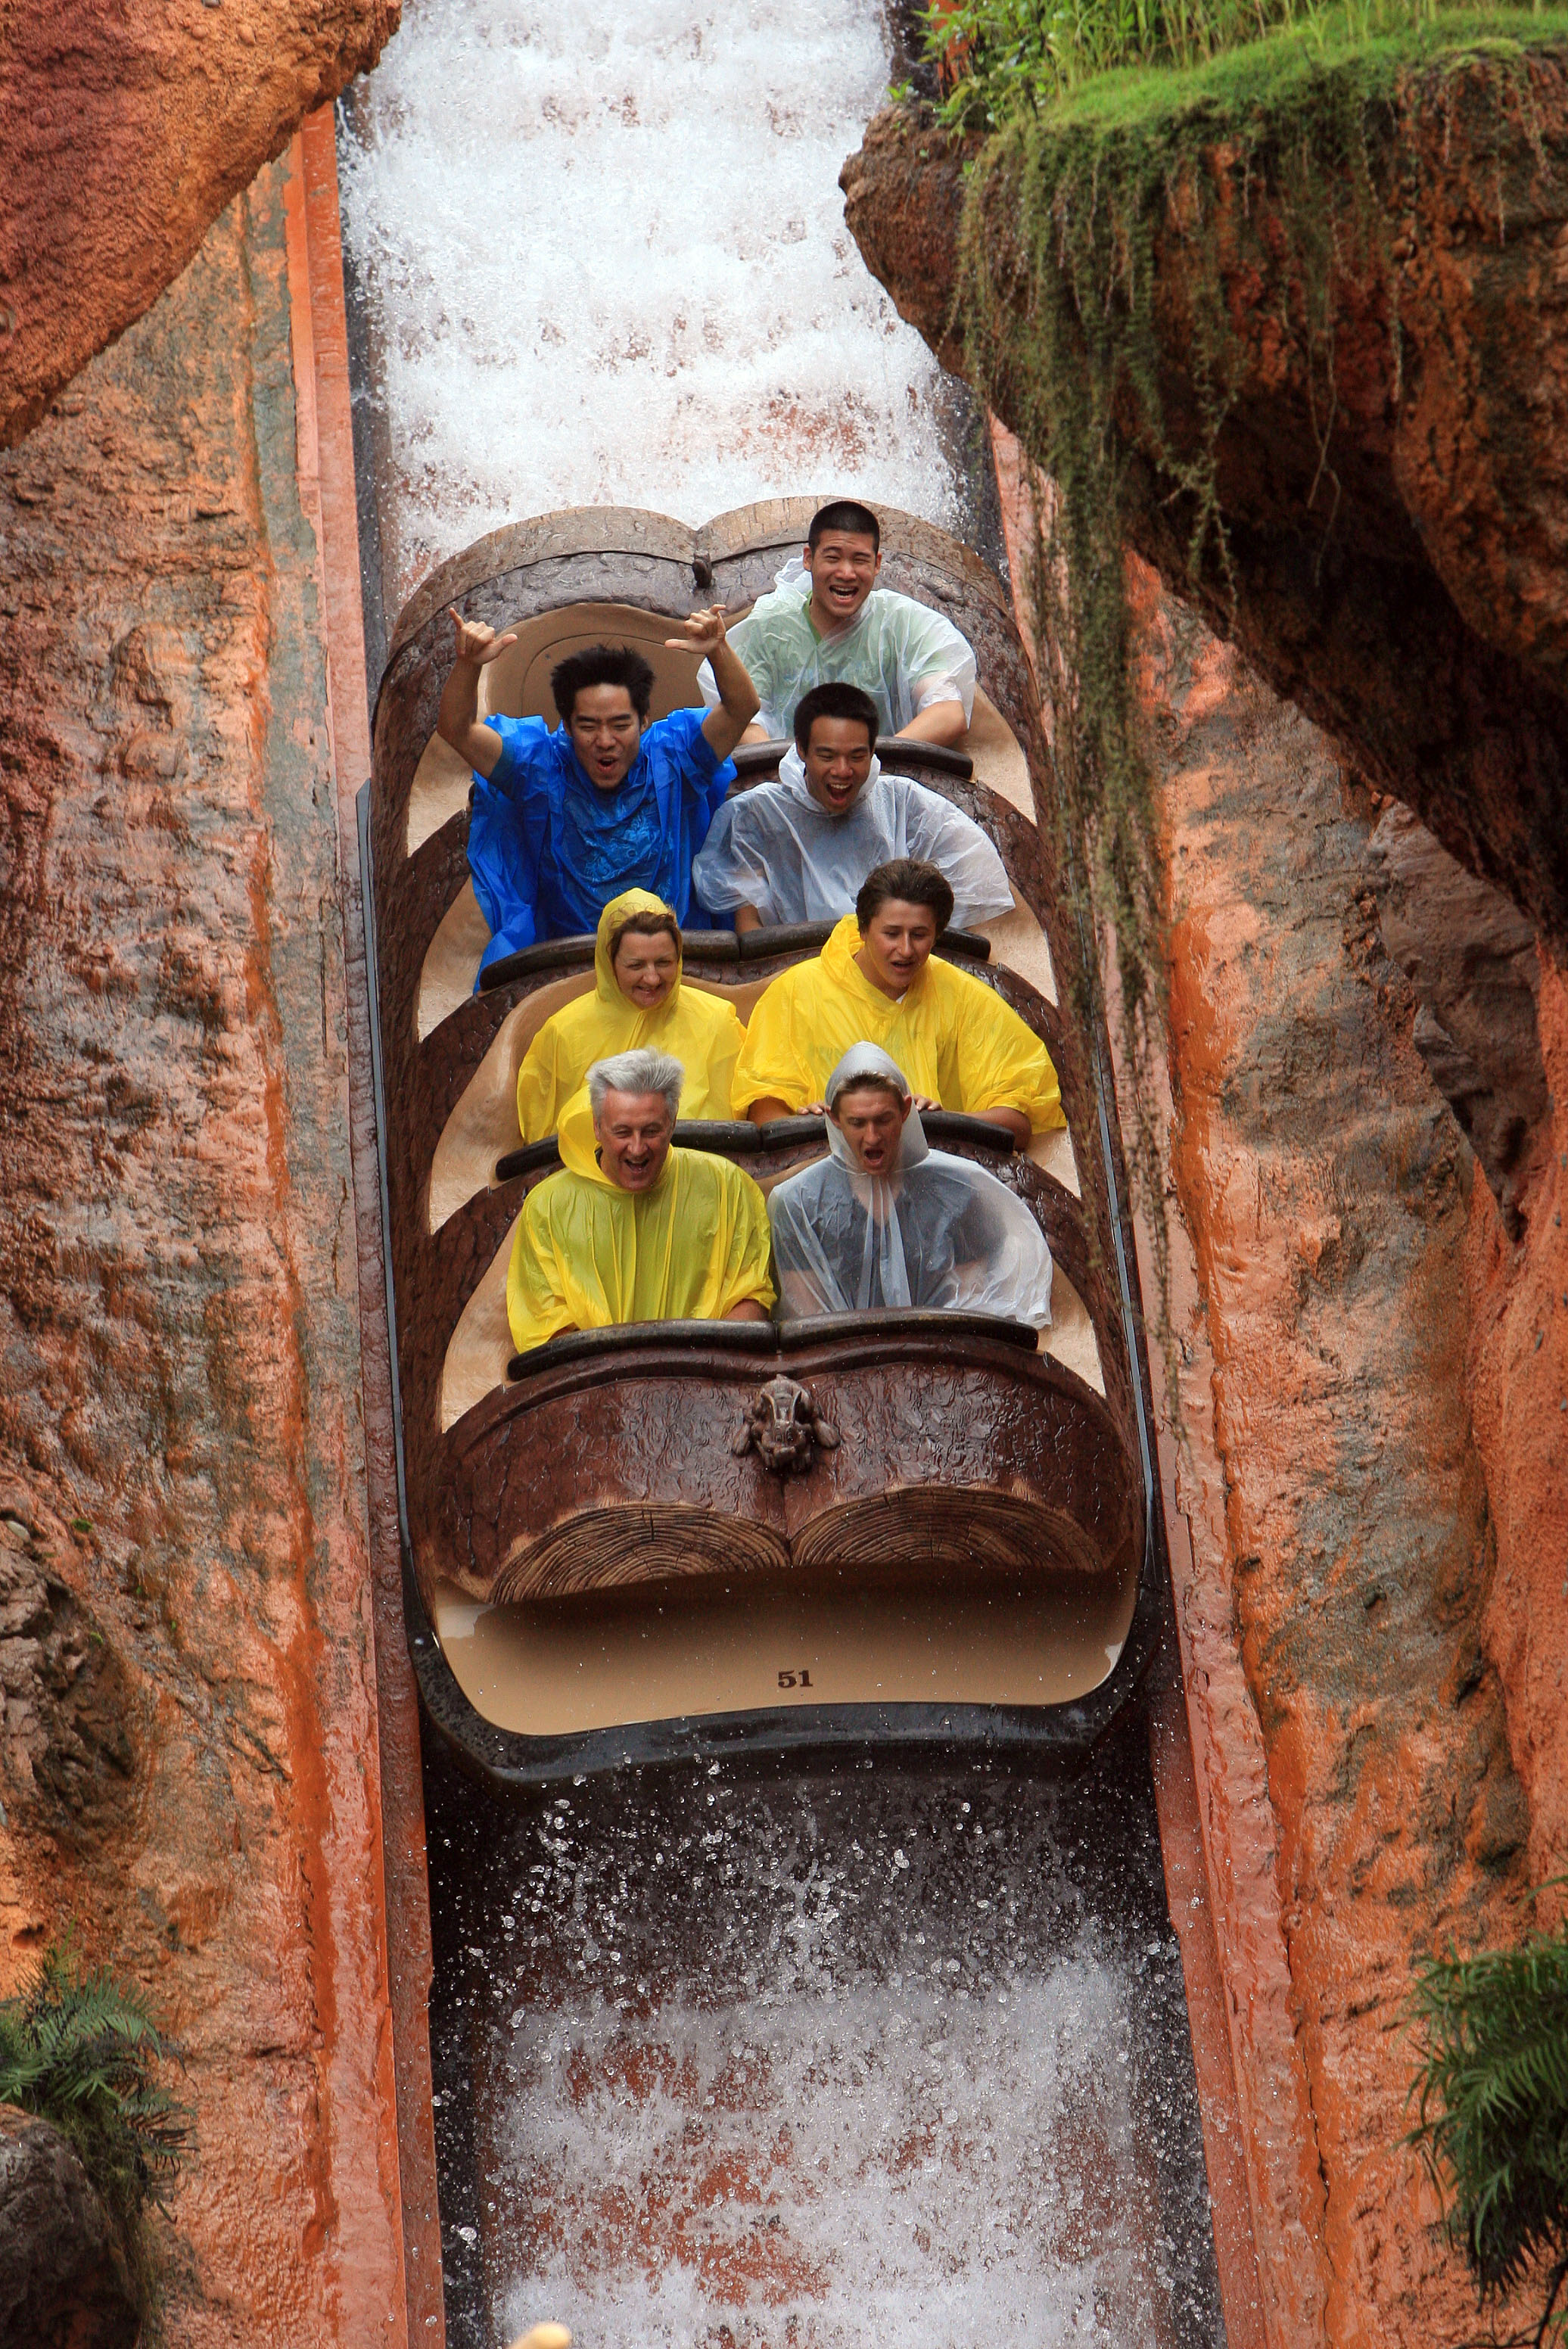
[361,499,1167,1787]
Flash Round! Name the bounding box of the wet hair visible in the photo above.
[550,644,655,724]
[807,499,881,554]
[794,681,879,755]
[609,908,681,966]
[855,858,954,939]
[587,1047,683,1125]
[829,1072,909,1114]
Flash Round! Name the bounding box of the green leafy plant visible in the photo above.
[1407,1908,1568,2346]
[924,0,1520,123]
[0,1943,191,2324]
[927,0,1566,1391]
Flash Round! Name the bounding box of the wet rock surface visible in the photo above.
[0,2104,139,2349]
[1365,801,1548,1234]
[842,54,1568,946]
[0,1508,137,1846]
[0,2,400,449]
[1128,556,1532,2343]
[0,165,400,2343]
[1464,960,1568,1900]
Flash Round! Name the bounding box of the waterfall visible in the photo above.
[338,0,963,615]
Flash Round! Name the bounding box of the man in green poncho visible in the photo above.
[696,499,977,750]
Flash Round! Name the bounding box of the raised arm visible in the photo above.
[437,608,518,780]
[668,606,761,764]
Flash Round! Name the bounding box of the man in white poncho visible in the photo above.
[693,683,1014,935]
[768,1044,1054,1326]
[697,499,976,747]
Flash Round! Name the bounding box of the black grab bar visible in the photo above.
[730,736,975,782]
[479,919,991,992]
[492,1109,1018,1187]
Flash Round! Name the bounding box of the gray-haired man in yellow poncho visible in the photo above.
[506,1047,774,1354]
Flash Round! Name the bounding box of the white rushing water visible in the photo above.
[434,1769,1223,2349]
[338,0,963,611]
[493,1977,1153,2347]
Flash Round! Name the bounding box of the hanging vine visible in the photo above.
[936,13,1561,1389]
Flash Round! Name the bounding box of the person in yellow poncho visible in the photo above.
[515,888,746,1141]
[733,858,1064,1148]
[506,1045,775,1354]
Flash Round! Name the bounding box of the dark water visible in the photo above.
[423,1711,1226,2349]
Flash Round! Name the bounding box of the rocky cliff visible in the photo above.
[842,49,1568,949]
[851,64,1568,2343]
[0,160,404,2344]
[0,0,400,449]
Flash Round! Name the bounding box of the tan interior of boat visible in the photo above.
[438,1204,1104,1434]
[429,1556,1140,1736]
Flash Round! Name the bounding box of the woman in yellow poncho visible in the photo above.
[507,1046,774,1354]
[515,888,745,1141]
[732,859,1064,1146]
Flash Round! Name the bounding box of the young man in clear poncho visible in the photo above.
[769,1045,1054,1327]
[692,682,1014,936]
[506,1047,773,1355]
[695,499,977,748]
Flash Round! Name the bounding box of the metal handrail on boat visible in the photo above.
[730,735,976,782]
[477,918,992,992]
[492,1109,1020,1187]
[504,1305,1039,1383]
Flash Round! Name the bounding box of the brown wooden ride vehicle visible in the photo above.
[362,500,1166,1785]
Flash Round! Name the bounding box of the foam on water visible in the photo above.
[428,1752,1224,2349]
[493,1977,1145,2347]
[338,0,963,611]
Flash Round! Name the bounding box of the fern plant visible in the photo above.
[1408,1912,1568,2347]
[0,1942,191,2322]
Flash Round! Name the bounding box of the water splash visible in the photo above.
[427,1742,1224,2348]
[338,0,962,611]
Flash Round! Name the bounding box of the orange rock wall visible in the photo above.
[0,159,405,2344]
[1135,561,1532,2345]
[0,0,400,449]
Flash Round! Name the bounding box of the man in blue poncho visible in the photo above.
[437,603,761,984]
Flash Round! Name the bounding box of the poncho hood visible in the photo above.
[823,1043,929,1170]
[515,887,744,1145]
[593,887,683,1010]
